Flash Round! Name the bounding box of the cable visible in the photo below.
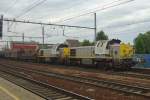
[7,0,135,40]
[100,20,150,36]
[16,0,47,18]
[3,35,43,38]
[8,0,129,32]
[111,27,150,35]
[99,19,150,29]
[30,0,91,21]
[31,0,125,22]
[4,0,18,13]
[56,0,134,23]
[4,18,95,29]
[7,0,44,30]
[62,0,90,12]
[6,31,44,38]
[58,0,134,23]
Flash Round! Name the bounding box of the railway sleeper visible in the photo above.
[52,95,70,99]
[55,97,74,100]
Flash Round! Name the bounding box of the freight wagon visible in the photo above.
[5,41,39,60]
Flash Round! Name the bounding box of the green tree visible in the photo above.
[81,39,93,46]
[96,30,108,41]
[134,31,150,54]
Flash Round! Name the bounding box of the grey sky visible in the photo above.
[0,0,150,45]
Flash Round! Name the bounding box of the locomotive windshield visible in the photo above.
[56,44,68,51]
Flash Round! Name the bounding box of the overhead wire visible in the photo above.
[6,30,44,38]
[55,0,135,23]
[100,20,150,36]
[20,0,132,33]
[57,0,125,22]
[111,27,150,36]
[70,18,150,39]
[7,0,46,32]
[4,0,18,13]
[19,0,91,33]
[53,0,136,39]
[16,0,47,18]
[29,0,91,21]
[7,0,136,40]
[3,35,43,38]
[98,19,150,29]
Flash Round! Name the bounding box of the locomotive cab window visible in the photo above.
[101,42,104,47]
[97,42,100,47]
[57,44,68,51]
[114,51,118,55]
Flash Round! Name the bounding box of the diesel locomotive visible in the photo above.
[37,39,135,69]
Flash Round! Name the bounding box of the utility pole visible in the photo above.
[42,25,45,45]
[22,33,24,43]
[0,15,3,38]
[94,13,97,43]
[7,41,9,49]
[62,27,65,36]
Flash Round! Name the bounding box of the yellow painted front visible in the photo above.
[119,43,134,59]
[62,48,70,58]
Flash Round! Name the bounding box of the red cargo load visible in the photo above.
[12,44,38,49]
[11,42,38,50]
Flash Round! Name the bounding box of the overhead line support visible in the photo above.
[94,13,97,42]
[3,18,95,30]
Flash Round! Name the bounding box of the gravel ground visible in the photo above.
[0,59,150,100]
[8,60,150,88]
[23,70,149,100]
[0,77,45,100]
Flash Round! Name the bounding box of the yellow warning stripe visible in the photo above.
[0,86,19,100]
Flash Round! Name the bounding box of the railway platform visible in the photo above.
[0,77,44,100]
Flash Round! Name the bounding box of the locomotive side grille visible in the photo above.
[70,49,76,56]
[40,50,44,56]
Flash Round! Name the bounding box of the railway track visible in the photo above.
[116,71,150,80]
[2,58,150,80]
[131,67,150,74]
[0,63,150,99]
[1,58,150,80]
[0,66,92,100]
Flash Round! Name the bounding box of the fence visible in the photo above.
[133,54,150,68]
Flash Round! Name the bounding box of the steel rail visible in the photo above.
[0,63,149,99]
[0,66,92,100]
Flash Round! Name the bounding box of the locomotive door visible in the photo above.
[110,45,120,65]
